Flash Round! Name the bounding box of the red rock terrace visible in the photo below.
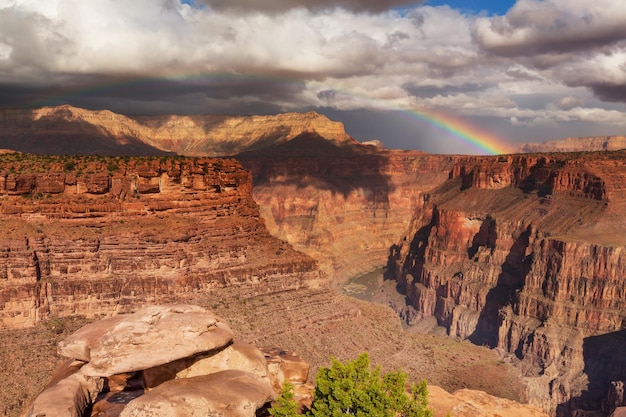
[0,154,323,329]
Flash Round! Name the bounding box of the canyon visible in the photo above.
[236,131,459,281]
[0,150,525,417]
[0,105,624,417]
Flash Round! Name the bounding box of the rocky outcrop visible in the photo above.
[0,154,324,329]
[20,359,103,417]
[0,105,354,156]
[143,341,270,390]
[428,385,550,417]
[58,305,234,377]
[391,151,626,415]
[21,305,312,417]
[237,132,458,282]
[119,370,273,417]
[518,136,626,153]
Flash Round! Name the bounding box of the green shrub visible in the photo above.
[270,382,299,417]
[64,161,76,172]
[310,352,432,417]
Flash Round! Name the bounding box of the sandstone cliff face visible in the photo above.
[391,151,626,416]
[0,105,354,156]
[518,136,626,153]
[237,132,459,282]
[0,154,323,329]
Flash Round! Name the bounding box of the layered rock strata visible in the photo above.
[0,154,323,329]
[0,105,353,156]
[0,105,460,282]
[237,132,458,281]
[391,152,626,415]
[518,136,626,153]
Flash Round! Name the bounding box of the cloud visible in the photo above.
[196,0,425,13]
[472,0,626,57]
[471,0,626,111]
[1,0,626,153]
[555,96,583,109]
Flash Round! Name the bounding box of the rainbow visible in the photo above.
[20,72,513,155]
[397,107,513,155]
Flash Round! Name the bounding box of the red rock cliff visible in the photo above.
[236,132,459,282]
[0,154,323,329]
[391,151,626,415]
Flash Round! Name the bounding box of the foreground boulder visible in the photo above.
[120,370,274,417]
[23,305,290,417]
[58,305,234,377]
[143,341,270,389]
[427,385,550,417]
[19,359,103,417]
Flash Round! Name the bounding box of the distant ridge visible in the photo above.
[517,135,626,153]
[0,105,358,156]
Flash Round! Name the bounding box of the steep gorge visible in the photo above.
[237,132,459,281]
[390,152,626,415]
[0,152,532,417]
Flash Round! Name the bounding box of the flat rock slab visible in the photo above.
[58,305,233,377]
[427,386,550,417]
[143,341,269,389]
[119,370,274,417]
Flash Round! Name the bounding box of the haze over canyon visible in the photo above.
[0,105,624,417]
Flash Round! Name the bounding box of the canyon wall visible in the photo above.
[390,152,626,415]
[237,132,459,282]
[0,105,353,156]
[0,154,323,329]
[518,136,626,153]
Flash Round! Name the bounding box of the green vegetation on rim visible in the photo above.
[270,353,432,417]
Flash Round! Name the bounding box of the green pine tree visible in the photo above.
[270,382,300,417]
[308,352,432,417]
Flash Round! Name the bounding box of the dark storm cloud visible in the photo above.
[199,0,424,13]
[0,74,308,115]
[590,84,626,103]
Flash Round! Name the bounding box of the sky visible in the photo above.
[1,0,626,154]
